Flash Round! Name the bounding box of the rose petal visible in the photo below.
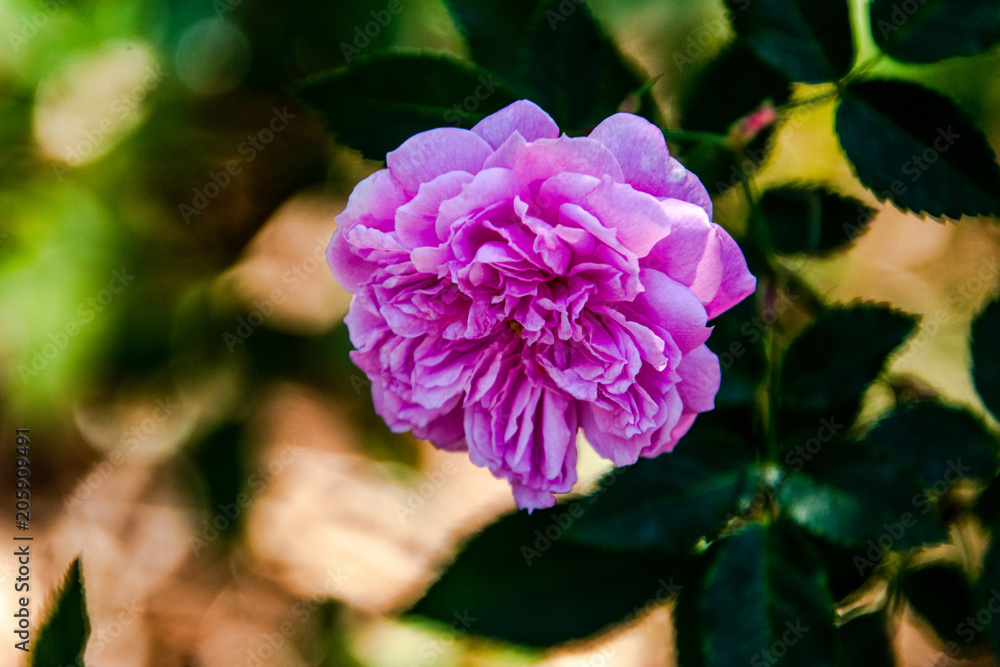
[472,100,561,149]
[589,113,713,215]
[387,128,494,193]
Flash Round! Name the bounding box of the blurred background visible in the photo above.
[1,0,999,665]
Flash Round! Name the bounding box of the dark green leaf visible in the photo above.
[701,524,837,666]
[978,533,1000,653]
[725,0,855,83]
[31,559,90,667]
[976,475,1000,527]
[902,563,986,649]
[778,443,948,549]
[707,297,767,407]
[521,0,642,130]
[295,51,521,160]
[868,402,997,487]
[835,79,1000,219]
[565,423,754,553]
[972,296,1000,421]
[673,551,713,667]
[187,422,247,540]
[805,534,876,602]
[870,0,1000,64]
[409,507,684,647]
[838,612,894,667]
[677,42,789,196]
[681,41,791,135]
[759,185,877,255]
[444,0,539,86]
[779,305,917,436]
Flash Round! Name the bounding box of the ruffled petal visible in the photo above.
[675,344,721,413]
[395,171,474,248]
[464,344,579,510]
[387,128,494,193]
[646,205,756,318]
[472,100,560,149]
[703,225,757,319]
[484,135,625,185]
[540,174,671,257]
[589,113,713,215]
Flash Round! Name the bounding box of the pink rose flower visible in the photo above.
[328,100,756,510]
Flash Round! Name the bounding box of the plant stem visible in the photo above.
[661,128,732,147]
[844,53,887,84]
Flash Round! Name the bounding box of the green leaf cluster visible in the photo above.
[288,1,1000,662]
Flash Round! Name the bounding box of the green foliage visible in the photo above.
[901,563,986,649]
[295,52,520,159]
[681,42,791,135]
[564,421,755,553]
[677,42,790,195]
[777,443,948,548]
[11,0,1000,664]
[724,0,855,83]
[972,295,1000,421]
[779,305,917,439]
[443,0,539,87]
[520,0,643,130]
[870,0,1000,64]
[705,297,767,409]
[837,612,895,667]
[673,556,710,667]
[31,559,90,667]
[187,421,248,538]
[699,524,837,667]
[979,531,1000,653]
[408,507,683,647]
[868,402,998,486]
[835,80,1000,219]
[758,185,876,255]
[807,535,876,602]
